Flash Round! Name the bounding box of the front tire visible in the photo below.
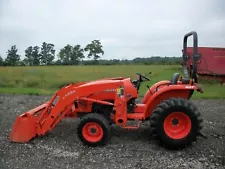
[77,113,111,147]
[150,98,203,149]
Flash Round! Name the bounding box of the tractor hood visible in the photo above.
[74,77,127,87]
[78,78,126,88]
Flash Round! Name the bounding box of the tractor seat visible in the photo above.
[170,73,180,84]
[181,78,190,84]
[170,72,190,84]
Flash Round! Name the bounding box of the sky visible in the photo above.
[0,0,225,60]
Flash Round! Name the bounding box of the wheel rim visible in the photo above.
[82,122,103,142]
[163,112,191,139]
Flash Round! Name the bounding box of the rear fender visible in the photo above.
[144,84,202,118]
[142,80,170,104]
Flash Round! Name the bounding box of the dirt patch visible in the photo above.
[0,94,225,169]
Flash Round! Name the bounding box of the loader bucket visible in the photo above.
[9,102,48,143]
[9,113,38,142]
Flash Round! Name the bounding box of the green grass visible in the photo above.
[0,65,224,99]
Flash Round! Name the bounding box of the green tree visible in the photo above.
[55,59,62,65]
[58,44,84,65]
[84,40,104,61]
[70,44,85,65]
[0,55,4,66]
[58,44,72,65]
[5,45,20,66]
[24,46,34,66]
[40,42,55,65]
[32,46,41,66]
[19,60,26,66]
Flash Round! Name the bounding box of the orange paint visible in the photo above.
[9,76,203,143]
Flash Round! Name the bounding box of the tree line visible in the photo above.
[0,40,182,66]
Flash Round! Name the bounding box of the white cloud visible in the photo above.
[0,0,225,60]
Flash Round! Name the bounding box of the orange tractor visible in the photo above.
[9,31,204,149]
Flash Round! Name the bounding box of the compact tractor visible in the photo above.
[9,31,204,149]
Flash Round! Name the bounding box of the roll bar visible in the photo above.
[182,31,200,83]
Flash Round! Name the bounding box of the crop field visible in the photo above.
[0,64,224,99]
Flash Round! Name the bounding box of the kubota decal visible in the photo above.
[63,90,76,99]
[104,89,116,92]
[185,86,194,89]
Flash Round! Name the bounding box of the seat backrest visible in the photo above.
[170,73,180,84]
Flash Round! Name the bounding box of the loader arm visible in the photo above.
[9,81,123,143]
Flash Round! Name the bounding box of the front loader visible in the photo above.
[9,31,204,149]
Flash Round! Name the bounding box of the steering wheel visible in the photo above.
[136,72,150,81]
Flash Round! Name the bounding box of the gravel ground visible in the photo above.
[0,94,225,169]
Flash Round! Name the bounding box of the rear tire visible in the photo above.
[77,113,111,147]
[150,98,203,149]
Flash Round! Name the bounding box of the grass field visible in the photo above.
[0,65,224,99]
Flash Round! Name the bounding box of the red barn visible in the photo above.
[186,47,225,83]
